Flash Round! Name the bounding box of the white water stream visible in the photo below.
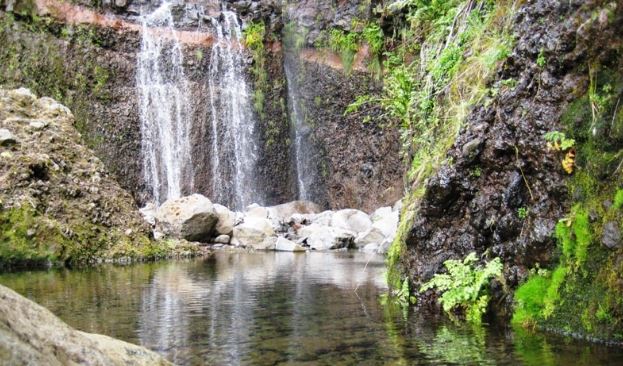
[137,3,263,209]
[137,2,193,204]
[206,10,262,209]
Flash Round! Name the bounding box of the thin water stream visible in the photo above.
[137,1,194,204]
[1,252,622,365]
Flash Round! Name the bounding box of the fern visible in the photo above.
[420,252,503,324]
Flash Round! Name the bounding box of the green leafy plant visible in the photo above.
[517,207,528,219]
[420,252,503,324]
[536,48,546,67]
[614,189,623,209]
[328,29,360,73]
[544,131,575,151]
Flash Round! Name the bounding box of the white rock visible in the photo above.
[330,209,372,234]
[232,216,275,249]
[155,194,218,242]
[28,120,48,130]
[139,203,158,226]
[275,236,307,252]
[372,210,399,238]
[267,200,321,223]
[246,205,269,219]
[377,237,393,254]
[214,234,230,244]
[371,206,392,222]
[213,204,235,235]
[297,223,355,251]
[354,227,386,248]
[0,128,17,146]
[310,210,334,226]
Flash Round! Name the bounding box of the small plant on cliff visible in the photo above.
[243,21,268,116]
[420,252,503,324]
[544,131,576,174]
[517,207,528,220]
[328,29,360,73]
[536,48,546,67]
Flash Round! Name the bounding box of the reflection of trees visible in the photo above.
[0,264,160,343]
[417,325,494,365]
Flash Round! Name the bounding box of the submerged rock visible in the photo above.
[155,194,218,242]
[0,284,171,365]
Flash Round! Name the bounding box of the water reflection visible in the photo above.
[1,252,622,365]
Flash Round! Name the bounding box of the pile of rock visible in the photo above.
[142,194,401,254]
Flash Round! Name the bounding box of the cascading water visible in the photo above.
[284,53,311,201]
[137,2,194,204]
[283,22,321,202]
[205,10,263,209]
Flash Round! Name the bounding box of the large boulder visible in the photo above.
[310,210,334,226]
[297,224,355,250]
[245,204,269,219]
[371,209,399,238]
[267,200,322,223]
[155,194,218,242]
[213,204,235,235]
[330,209,372,234]
[232,216,276,249]
[354,227,386,248]
[0,284,171,366]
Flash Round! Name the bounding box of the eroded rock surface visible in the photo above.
[0,284,171,366]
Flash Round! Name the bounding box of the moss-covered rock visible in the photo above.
[0,88,197,269]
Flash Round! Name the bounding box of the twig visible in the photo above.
[515,145,535,201]
[353,254,373,294]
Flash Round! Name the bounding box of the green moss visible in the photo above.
[0,207,61,269]
[513,58,623,341]
[613,189,623,209]
[243,21,268,118]
[512,274,550,327]
[542,266,567,319]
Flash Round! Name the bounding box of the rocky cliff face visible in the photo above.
[395,0,623,342]
[0,0,404,211]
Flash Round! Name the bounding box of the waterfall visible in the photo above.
[206,10,263,209]
[284,53,311,201]
[137,2,194,204]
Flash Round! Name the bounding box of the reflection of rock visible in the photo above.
[0,284,170,365]
[155,194,218,242]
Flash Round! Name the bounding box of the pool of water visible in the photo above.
[1,251,622,365]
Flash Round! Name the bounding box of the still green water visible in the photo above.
[1,251,622,365]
